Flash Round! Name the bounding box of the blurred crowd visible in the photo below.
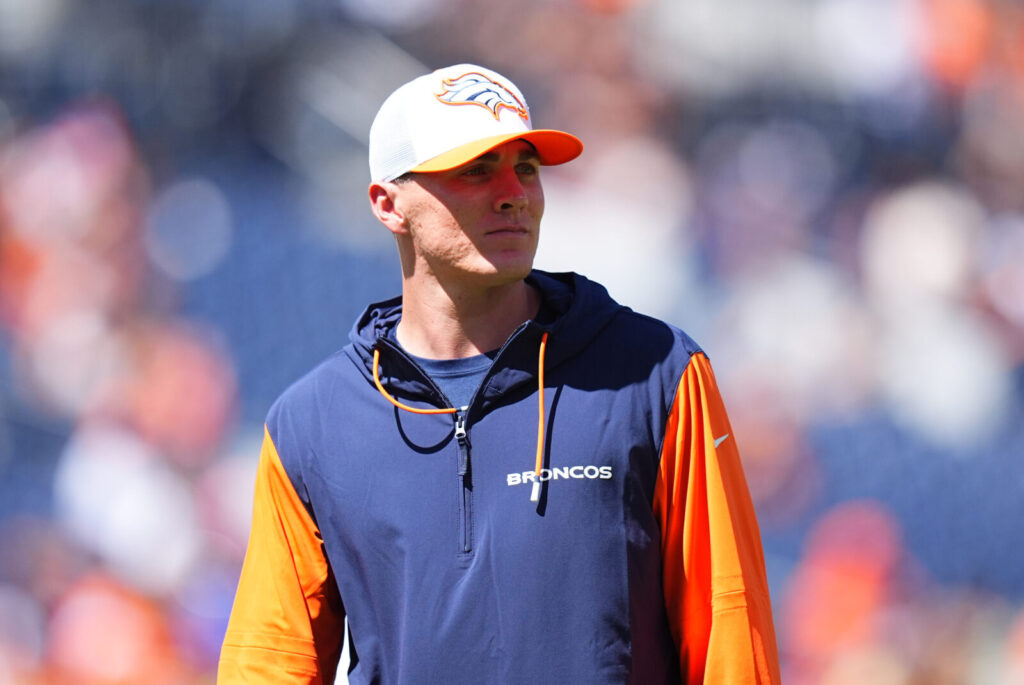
[0,0,1023,683]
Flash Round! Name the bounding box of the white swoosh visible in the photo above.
[713,433,730,448]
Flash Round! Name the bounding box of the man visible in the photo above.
[219,63,780,684]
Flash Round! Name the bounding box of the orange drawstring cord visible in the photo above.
[530,332,548,503]
[372,331,550,503]
[372,348,458,415]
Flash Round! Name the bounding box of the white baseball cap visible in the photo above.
[368,63,583,183]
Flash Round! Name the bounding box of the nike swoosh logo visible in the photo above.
[713,433,730,448]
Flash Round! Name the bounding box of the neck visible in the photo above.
[397,274,540,359]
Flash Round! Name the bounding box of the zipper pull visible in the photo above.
[455,410,470,476]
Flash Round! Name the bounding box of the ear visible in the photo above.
[369,181,408,236]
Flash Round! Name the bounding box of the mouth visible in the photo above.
[486,225,530,236]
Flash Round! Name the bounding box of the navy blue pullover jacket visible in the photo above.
[219,270,781,685]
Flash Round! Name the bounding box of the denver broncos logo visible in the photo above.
[435,72,529,121]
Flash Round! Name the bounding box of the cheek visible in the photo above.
[530,185,545,222]
[411,210,475,260]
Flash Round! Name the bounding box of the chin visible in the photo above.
[472,259,534,286]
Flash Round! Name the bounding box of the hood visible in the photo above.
[344,270,626,407]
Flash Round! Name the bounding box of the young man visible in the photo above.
[219,64,780,684]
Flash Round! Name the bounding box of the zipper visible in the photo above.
[374,341,472,556]
[455,409,472,554]
[373,326,546,557]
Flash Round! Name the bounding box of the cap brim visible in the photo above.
[409,130,583,174]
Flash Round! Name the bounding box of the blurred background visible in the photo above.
[0,0,1023,683]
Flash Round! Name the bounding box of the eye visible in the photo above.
[516,162,540,176]
[461,164,488,177]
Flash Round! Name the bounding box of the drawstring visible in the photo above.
[530,332,548,502]
[372,348,459,415]
[371,331,550,502]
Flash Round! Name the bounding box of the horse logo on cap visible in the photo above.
[436,72,530,122]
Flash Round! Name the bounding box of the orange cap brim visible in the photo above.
[410,130,583,174]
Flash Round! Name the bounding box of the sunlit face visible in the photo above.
[389,140,545,287]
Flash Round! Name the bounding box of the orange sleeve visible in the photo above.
[218,426,345,684]
[652,353,781,684]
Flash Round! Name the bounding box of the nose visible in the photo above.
[493,167,529,213]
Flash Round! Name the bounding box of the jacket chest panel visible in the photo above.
[308,383,659,565]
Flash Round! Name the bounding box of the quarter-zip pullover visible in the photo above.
[219,270,780,685]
